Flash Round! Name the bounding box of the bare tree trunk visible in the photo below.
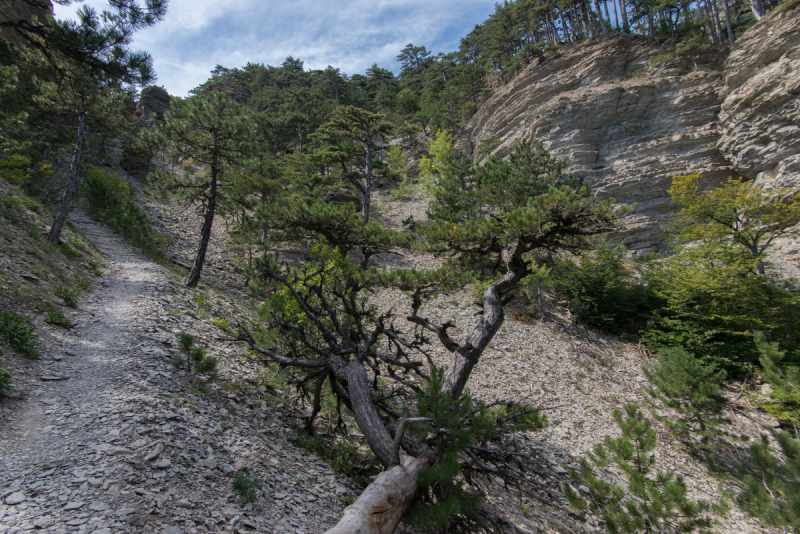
[749,0,765,20]
[444,245,527,398]
[187,143,218,288]
[601,0,612,32]
[620,0,630,33]
[324,456,429,534]
[96,133,106,162]
[49,91,87,243]
[723,0,735,43]
[560,10,571,41]
[710,0,725,46]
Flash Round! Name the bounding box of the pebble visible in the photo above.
[4,492,25,505]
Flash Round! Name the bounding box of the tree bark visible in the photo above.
[723,0,734,43]
[749,0,765,20]
[710,0,725,47]
[344,360,394,467]
[186,140,218,288]
[444,245,527,398]
[620,0,630,33]
[324,456,430,534]
[49,91,87,243]
[96,133,106,162]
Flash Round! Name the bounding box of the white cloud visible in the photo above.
[53,0,496,97]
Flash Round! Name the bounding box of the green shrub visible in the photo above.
[641,243,784,372]
[0,365,12,395]
[74,275,91,291]
[212,317,231,333]
[0,311,38,358]
[45,308,72,329]
[550,243,660,330]
[645,347,728,444]
[232,470,260,502]
[566,404,713,532]
[407,366,547,531]
[53,284,79,308]
[80,166,169,264]
[81,166,131,216]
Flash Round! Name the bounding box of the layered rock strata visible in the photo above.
[458,3,800,253]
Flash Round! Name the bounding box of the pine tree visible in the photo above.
[645,346,728,444]
[29,0,169,242]
[310,105,393,223]
[567,404,712,533]
[734,333,800,528]
[152,91,258,287]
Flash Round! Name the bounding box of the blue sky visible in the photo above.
[54,0,498,97]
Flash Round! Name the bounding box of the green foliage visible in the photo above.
[175,332,217,375]
[754,331,800,426]
[639,173,800,371]
[80,166,169,263]
[0,365,12,396]
[407,365,485,531]
[292,430,377,479]
[53,284,79,308]
[550,243,660,330]
[408,366,546,531]
[81,167,131,216]
[567,404,712,533]
[212,317,231,333]
[45,308,73,329]
[737,432,800,529]
[0,311,38,358]
[388,146,415,201]
[645,347,728,443]
[232,470,261,502]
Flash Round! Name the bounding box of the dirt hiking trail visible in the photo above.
[0,212,366,534]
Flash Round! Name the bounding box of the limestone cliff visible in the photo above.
[718,1,800,190]
[458,2,800,254]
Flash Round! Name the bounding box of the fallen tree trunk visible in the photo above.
[324,455,430,534]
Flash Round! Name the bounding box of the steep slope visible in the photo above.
[458,2,800,254]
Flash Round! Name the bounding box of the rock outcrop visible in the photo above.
[718,1,800,190]
[135,85,171,124]
[458,2,800,253]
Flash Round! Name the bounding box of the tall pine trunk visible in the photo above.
[186,143,218,288]
[49,91,87,243]
[711,0,725,47]
[723,0,735,43]
[363,128,373,224]
[620,0,630,33]
[749,0,765,20]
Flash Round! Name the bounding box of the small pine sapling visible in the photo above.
[176,332,196,371]
[754,331,800,425]
[737,432,800,529]
[232,470,261,502]
[736,333,800,528]
[566,404,712,533]
[407,366,547,531]
[645,347,728,444]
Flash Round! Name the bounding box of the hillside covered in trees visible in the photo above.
[1,0,800,533]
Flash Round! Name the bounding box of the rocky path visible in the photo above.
[0,212,358,534]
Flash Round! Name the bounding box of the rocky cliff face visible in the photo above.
[458,3,800,254]
[718,2,800,190]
